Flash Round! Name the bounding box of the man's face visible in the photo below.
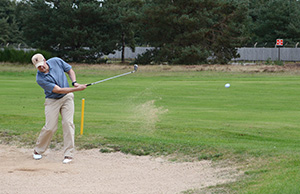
[37,60,49,73]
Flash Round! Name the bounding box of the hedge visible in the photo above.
[0,48,52,64]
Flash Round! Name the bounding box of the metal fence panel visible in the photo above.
[107,47,300,62]
[4,46,300,62]
[235,47,300,61]
[106,47,155,59]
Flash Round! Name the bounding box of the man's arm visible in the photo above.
[52,84,86,94]
[53,68,86,94]
[67,69,79,87]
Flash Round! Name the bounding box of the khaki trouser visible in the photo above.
[34,93,75,158]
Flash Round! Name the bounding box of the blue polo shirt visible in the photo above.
[36,57,72,99]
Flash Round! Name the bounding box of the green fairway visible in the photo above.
[1,64,300,193]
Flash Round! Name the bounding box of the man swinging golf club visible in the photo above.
[31,53,86,164]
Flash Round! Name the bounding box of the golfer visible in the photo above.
[31,53,86,164]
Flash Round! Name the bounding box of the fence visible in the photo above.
[105,47,155,59]
[3,45,300,62]
[232,47,300,62]
[106,47,300,62]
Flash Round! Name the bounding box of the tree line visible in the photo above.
[1,0,300,64]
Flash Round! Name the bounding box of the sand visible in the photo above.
[0,144,241,194]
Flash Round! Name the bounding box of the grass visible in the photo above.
[1,63,300,193]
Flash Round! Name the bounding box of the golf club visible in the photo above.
[86,64,138,87]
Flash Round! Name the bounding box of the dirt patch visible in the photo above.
[0,144,242,194]
[178,63,300,73]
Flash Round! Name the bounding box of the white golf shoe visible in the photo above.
[63,157,72,164]
[33,151,42,160]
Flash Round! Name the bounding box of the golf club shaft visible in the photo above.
[86,70,135,86]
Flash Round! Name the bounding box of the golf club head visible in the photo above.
[134,64,138,72]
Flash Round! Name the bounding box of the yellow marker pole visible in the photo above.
[80,98,85,135]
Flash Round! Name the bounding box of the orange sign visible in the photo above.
[276,39,283,46]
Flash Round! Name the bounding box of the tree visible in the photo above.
[287,1,300,44]
[22,0,55,49]
[0,18,9,44]
[102,0,144,63]
[0,0,23,45]
[140,0,250,64]
[248,0,300,47]
[23,0,121,62]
